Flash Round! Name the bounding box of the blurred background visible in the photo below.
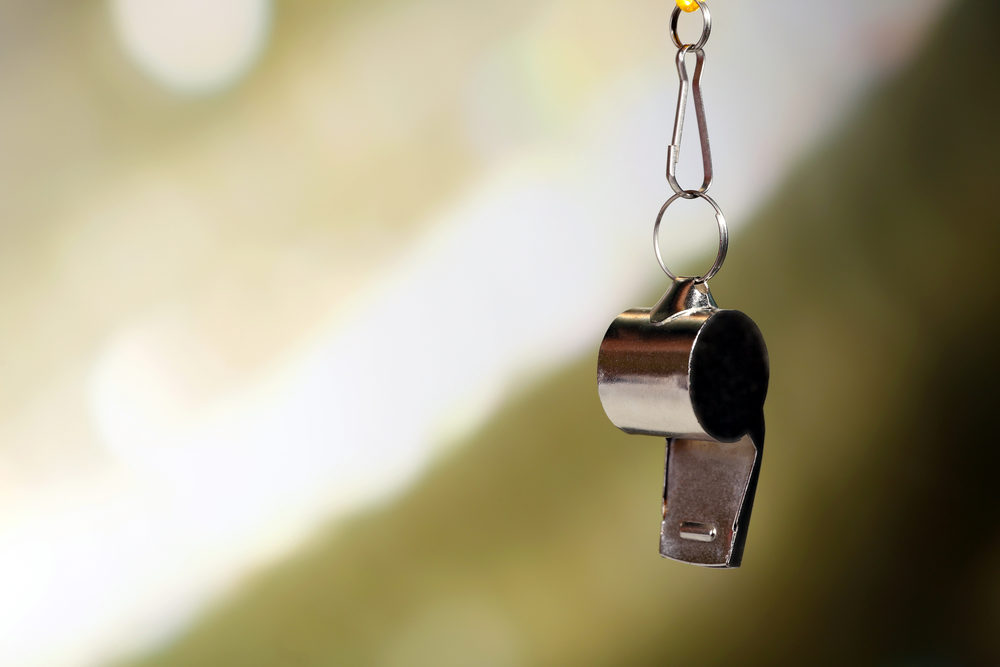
[2,0,998,665]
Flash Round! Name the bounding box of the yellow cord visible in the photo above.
[676,0,700,12]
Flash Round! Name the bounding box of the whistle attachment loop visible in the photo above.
[653,190,728,283]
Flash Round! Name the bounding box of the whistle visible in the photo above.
[597,278,768,567]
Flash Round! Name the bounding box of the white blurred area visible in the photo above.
[0,0,947,664]
[111,0,271,94]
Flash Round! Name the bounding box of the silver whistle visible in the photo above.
[597,279,768,568]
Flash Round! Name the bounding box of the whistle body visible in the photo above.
[597,280,768,567]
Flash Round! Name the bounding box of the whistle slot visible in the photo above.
[679,522,717,542]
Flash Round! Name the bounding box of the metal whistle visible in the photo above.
[597,279,768,568]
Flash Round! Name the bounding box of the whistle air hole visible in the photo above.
[689,310,769,441]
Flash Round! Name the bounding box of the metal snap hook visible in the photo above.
[653,190,728,283]
[666,45,713,198]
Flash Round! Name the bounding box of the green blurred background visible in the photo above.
[2,0,998,665]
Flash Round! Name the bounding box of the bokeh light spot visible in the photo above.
[110,0,272,95]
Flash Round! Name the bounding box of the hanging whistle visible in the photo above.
[597,275,768,568]
[599,2,768,567]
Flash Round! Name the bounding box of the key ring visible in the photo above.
[653,189,728,283]
[670,0,711,51]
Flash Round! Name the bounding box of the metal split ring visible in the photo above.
[653,189,728,283]
[670,0,712,51]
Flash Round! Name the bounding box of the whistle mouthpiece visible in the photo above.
[660,432,760,567]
